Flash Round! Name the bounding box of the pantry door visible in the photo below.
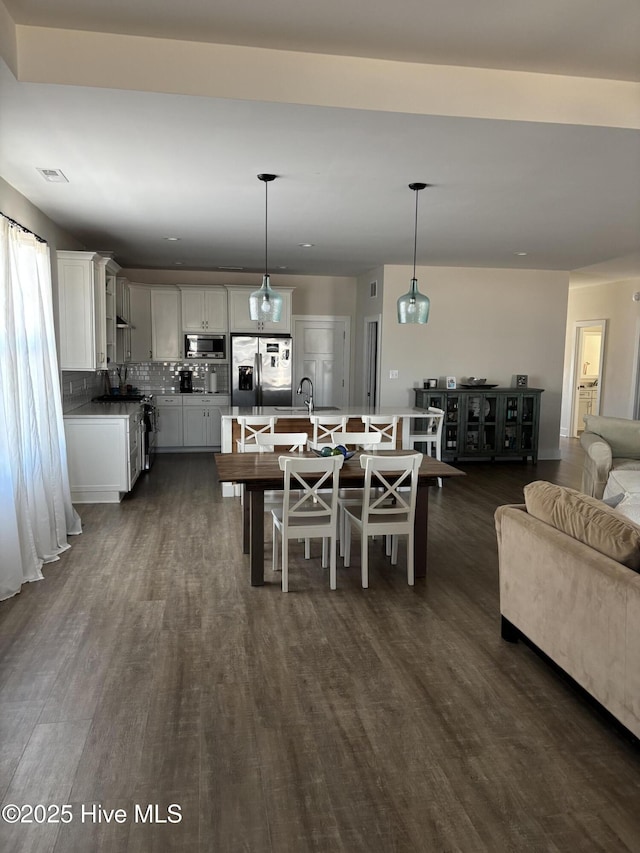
[292,317,350,409]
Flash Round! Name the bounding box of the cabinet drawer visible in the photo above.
[183,395,219,407]
[156,396,183,407]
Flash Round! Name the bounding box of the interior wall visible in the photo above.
[354,267,384,408]
[1,176,85,353]
[379,264,569,459]
[560,278,640,432]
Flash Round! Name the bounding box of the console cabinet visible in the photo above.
[414,387,543,462]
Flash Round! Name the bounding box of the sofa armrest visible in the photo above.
[580,431,613,498]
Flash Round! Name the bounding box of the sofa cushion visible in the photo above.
[583,415,640,460]
[523,481,640,571]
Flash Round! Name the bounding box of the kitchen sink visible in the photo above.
[274,406,340,412]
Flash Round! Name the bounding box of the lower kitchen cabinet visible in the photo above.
[156,395,229,450]
[156,396,184,447]
[64,407,144,503]
[183,397,224,447]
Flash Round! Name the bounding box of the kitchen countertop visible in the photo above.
[150,390,231,397]
[220,405,423,419]
[64,402,143,418]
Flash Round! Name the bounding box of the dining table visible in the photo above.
[214,449,465,586]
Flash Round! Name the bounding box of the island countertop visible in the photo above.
[220,405,423,420]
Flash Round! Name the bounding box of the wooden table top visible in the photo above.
[215,450,465,487]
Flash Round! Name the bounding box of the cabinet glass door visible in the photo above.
[445,396,459,453]
[464,393,498,453]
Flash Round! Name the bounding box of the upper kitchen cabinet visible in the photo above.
[150,287,181,360]
[226,286,293,334]
[129,284,152,362]
[181,287,227,332]
[57,251,121,371]
[115,276,131,363]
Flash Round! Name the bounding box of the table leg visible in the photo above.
[249,488,265,586]
[414,483,429,579]
[242,486,250,554]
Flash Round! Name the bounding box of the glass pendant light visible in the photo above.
[397,182,430,324]
[249,173,283,322]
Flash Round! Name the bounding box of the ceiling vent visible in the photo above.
[37,168,68,183]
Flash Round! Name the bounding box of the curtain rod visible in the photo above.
[1,211,47,244]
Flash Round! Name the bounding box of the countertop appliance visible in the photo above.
[179,370,193,393]
[92,393,157,469]
[231,334,293,407]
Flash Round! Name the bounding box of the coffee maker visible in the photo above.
[179,369,193,393]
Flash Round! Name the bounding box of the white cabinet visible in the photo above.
[150,287,181,360]
[181,287,227,332]
[57,251,121,370]
[227,286,293,333]
[64,408,142,502]
[129,284,152,362]
[156,396,184,447]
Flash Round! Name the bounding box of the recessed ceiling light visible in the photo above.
[514,252,528,256]
[163,236,181,241]
[37,168,68,183]
[174,261,184,266]
[298,243,314,248]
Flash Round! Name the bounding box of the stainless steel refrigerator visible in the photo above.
[231,334,293,407]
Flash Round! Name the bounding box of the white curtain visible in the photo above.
[0,215,81,601]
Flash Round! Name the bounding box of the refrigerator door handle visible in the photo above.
[256,351,262,406]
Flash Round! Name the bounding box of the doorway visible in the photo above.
[570,320,607,437]
[363,315,381,410]
[292,316,350,408]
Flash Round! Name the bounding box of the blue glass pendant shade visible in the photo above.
[397,278,430,324]
[249,274,283,322]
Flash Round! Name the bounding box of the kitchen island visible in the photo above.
[219,406,428,498]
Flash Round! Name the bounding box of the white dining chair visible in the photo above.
[342,453,423,588]
[308,414,348,450]
[271,454,344,592]
[234,415,278,501]
[361,415,399,449]
[330,432,383,553]
[404,407,444,486]
[236,415,277,452]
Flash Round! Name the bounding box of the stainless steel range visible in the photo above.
[92,394,157,469]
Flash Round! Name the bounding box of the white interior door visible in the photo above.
[292,316,350,408]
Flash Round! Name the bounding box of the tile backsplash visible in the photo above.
[62,362,230,411]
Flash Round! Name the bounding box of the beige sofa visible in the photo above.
[580,414,640,499]
[495,481,640,740]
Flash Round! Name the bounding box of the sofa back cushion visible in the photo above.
[583,415,640,459]
[524,481,640,571]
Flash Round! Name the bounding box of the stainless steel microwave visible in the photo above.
[185,334,226,360]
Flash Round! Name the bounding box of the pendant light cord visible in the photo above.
[264,179,269,277]
[412,188,419,280]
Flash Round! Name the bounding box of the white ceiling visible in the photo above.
[1,1,639,280]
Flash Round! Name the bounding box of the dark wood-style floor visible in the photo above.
[1,440,639,852]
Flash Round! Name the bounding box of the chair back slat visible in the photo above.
[360,453,423,521]
[255,432,308,453]
[278,455,344,523]
[331,431,382,451]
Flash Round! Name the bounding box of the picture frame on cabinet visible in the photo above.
[514,374,528,388]
[446,376,457,390]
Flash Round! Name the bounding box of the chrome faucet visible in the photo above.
[297,376,314,412]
